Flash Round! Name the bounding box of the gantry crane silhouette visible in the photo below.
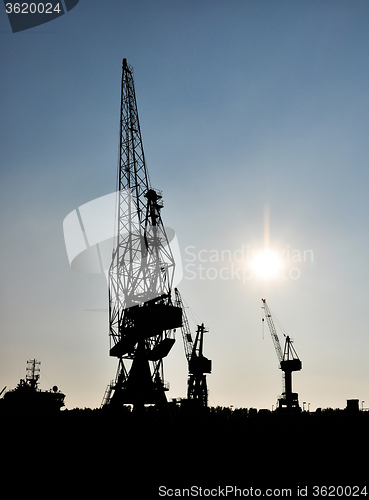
[261,298,302,412]
[103,59,182,412]
[174,288,211,408]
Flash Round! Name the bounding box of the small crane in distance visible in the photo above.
[261,298,302,412]
[175,288,212,409]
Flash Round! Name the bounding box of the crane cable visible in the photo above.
[264,302,288,339]
[180,293,203,330]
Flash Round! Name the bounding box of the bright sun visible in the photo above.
[250,249,283,280]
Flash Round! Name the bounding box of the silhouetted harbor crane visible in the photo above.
[104,59,182,413]
[261,298,302,412]
[175,288,211,408]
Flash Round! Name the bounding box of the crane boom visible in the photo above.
[261,298,283,363]
[174,288,193,362]
[109,59,176,311]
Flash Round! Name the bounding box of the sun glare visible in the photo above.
[250,249,283,280]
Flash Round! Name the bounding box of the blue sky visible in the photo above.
[1,0,369,410]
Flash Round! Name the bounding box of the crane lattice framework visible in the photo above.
[261,298,302,412]
[174,288,212,408]
[106,59,182,412]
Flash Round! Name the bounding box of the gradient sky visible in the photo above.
[1,0,369,411]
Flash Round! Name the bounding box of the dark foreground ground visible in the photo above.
[1,405,368,498]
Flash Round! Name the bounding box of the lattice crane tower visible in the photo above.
[106,59,182,412]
